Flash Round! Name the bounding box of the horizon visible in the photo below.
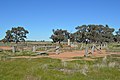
[0,0,120,41]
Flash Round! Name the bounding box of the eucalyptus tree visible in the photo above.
[3,30,13,43]
[4,27,29,43]
[100,25,114,42]
[74,24,114,43]
[75,25,88,42]
[50,29,69,43]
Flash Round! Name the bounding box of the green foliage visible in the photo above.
[50,29,69,43]
[51,25,119,43]
[3,27,29,43]
[74,24,115,43]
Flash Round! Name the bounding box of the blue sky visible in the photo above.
[0,0,120,41]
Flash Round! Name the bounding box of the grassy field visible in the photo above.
[0,53,120,80]
[0,43,120,80]
[107,43,120,52]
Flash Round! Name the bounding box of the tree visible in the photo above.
[50,29,69,43]
[74,24,114,43]
[114,28,120,42]
[4,30,13,42]
[101,25,115,42]
[4,27,29,43]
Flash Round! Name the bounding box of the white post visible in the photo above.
[68,39,70,46]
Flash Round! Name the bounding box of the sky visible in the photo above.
[0,0,120,41]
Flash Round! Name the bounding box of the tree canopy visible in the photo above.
[74,25,115,43]
[3,27,29,43]
[50,25,119,43]
[50,29,69,43]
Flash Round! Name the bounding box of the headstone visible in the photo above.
[68,39,70,46]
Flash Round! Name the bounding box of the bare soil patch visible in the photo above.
[0,46,12,50]
[10,50,111,61]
